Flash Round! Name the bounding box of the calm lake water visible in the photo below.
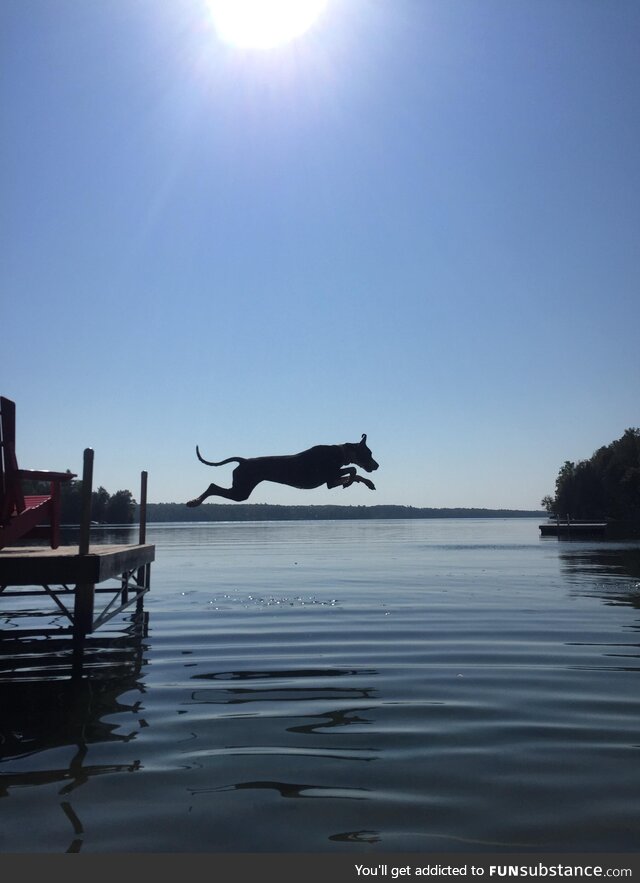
[1,518,639,854]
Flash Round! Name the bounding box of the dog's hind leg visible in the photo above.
[186,467,261,506]
[187,482,233,507]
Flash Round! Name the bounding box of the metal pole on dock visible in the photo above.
[75,447,95,640]
[137,470,150,603]
[139,471,148,545]
[79,448,94,556]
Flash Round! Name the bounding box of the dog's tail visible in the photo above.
[196,446,245,467]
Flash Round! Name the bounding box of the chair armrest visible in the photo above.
[17,469,77,482]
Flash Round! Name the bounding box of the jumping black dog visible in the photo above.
[186,433,379,506]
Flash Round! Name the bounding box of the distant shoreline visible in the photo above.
[140,503,545,523]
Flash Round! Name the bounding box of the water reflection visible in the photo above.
[3,520,640,852]
[560,543,640,609]
[188,666,379,740]
[192,780,370,800]
[60,525,139,547]
[0,615,148,853]
[182,662,380,816]
[190,667,377,705]
[329,829,381,843]
[558,543,640,678]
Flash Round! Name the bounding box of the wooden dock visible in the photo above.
[0,543,154,586]
[0,449,155,644]
[539,519,607,538]
[0,542,155,638]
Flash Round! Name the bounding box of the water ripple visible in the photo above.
[2,519,639,853]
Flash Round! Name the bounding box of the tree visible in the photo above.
[105,489,136,524]
[540,495,555,513]
[61,479,83,524]
[91,486,110,523]
[543,429,640,520]
[15,475,137,524]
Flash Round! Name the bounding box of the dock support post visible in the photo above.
[74,583,95,639]
[121,571,129,604]
[74,448,95,641]
[138,471,147,546]
[136,470,149,613]
[78,448,94,556]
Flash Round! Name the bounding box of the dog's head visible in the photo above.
[347,433,379,472]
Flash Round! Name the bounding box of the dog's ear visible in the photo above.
[361,433,367,444]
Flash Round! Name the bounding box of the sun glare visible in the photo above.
[207,0,328,50]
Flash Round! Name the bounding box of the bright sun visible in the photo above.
[207,0,328,50]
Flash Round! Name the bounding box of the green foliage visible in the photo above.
[105,489,136,524]
[144,502,544,522]
[22,477,137,524]
[542,428,640,520]
[540,495,555,513]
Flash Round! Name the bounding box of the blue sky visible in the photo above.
[2,0,639,509]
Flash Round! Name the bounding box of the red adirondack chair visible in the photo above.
[0,396,77,550]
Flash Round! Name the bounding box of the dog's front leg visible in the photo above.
[327,468,375,491]
[342,469,376,491]
[354,474,376,490]
[340,467,357,489]
[326,467,355,490]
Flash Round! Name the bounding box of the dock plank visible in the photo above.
[0,544,155,585]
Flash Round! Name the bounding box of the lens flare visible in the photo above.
[208,0,328,49]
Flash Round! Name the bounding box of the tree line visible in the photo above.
[541,427,640,521]
[38,428,640,531]
[143,502,544,522]
[24,479,543,525]
[24,476,137,524]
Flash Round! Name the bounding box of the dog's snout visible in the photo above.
[369,460,379,472]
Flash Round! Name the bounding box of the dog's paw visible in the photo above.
[186,498,201,507]
[363,479,376,490]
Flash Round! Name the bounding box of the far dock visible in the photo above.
[539,517,607,538]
